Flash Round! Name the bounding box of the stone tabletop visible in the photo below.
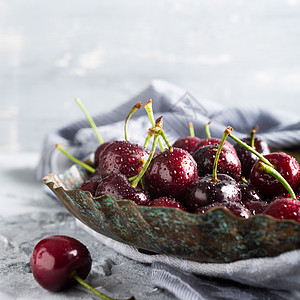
[1,1,300,299]
[0,151,175,300]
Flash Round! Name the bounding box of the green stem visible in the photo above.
[212,126,232,181]
[144,100,164,151]
[75,98,104,145]
[228,132,274,168]
[205,120,212,138]
[124,102,142,142]
[258,162,296,199]
[56,144,95,173]
[249,125,258,148]
[189,122,195,138]
[131,130,160,188]
[72,271,134,300]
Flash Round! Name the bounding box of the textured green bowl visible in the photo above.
[42,163,300,263]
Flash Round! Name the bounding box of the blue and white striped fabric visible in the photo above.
[36,80,300,300]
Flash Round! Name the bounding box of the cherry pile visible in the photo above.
[60,99,300,222]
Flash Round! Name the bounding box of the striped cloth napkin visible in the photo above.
[36,79,300,300]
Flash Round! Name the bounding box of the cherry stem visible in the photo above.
[75,98,104,145]
[130,118,162,188]
[124,101,142,142]
[189,122,195,137]
[249,125,258,148]
[258,162,296,199]
[56,144,95,173]
[205,120,213,138]
[212,126,232,181]
[144,99,164,151]
[228,132,274,168]
[71,271,134,300]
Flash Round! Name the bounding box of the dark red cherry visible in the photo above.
[196,200,251,218]
[192,144,242,181]
[144,147,198,200]
[95,173,151,206]
[30,235,92,292]
[94,141,112,167]
[192,137,236,155]
[249,152,300,198]
[235,136,270,178]
[98,140,150,179]
[184,174,242,212]
[240,181,268,215]
[150,196,187,211]
[172,136,201,154]
[263,197,300,222]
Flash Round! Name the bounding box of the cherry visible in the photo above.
[239,180,268,215]
[31,235,134,299]
[234,127,270,178]
[196,200,251,218]
[79,174,102,196]
[150,196,187,211]
[31,235,92,292]
[264,197,300,222]
[95,173,151,206]
[173,136,201,154]
[192,137,236,155]
[98,140,150,179]
[184,174,242,212]
[144,147,198,200]
[94,141,112,167]
[172,122,201,154]
[249,153,300,198]
[192,143,242,181]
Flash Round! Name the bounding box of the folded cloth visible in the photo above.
[35,79,300,180]
[36,79,300,299]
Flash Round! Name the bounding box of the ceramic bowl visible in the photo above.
[42,162,300,263]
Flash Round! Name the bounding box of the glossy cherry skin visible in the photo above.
[196,201,252,218]
[234,136,270,178]
[172,136,201,154]
[249,152,300,198]
[95,173,151,206]
[184,174,242,212]
[263,197,300,222]
[30,235,92,292]
[192,138,236,155]
[240,182,268,215]
[98,140,150,179]
[94,141,112,167]
[192,144,242,181]
[150,196,187,211]
[144,147,198,200]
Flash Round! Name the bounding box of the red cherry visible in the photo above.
[95,173,151,206]
[31,235,92,292]
[184,174,242,212]
[264,197,300,222]
[249,152,300,198]
[172,136,201,154]
[94,141,112,167]
[192,137,236,155]
[197,200,251,218]
[144,147,198,200]
[234,136,270,178]
[150,196,187,211]
[192,144,242,181]
[98,140,150,179]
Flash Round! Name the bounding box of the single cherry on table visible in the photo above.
[31,235,135,300]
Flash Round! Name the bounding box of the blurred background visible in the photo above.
[1,0,300,152]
